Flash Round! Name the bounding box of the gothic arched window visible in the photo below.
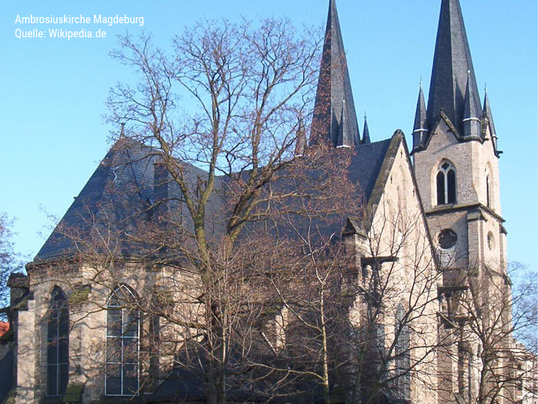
[436,161,456,205]
[47,287,69,397]
[394,304,411,400]
[106,285,140,396]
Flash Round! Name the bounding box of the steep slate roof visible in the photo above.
[33,133,393,264]
[349,138,392,201]
[311,0,360,147]
[33,138,227,263]
[427,0,481,136]
[34,138,157,261]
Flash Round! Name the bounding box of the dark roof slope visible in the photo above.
[242,137,394,242]
[34,138,157,261]
[349,139,391,201]
[33,131,393,263]
[350,138,392,201]
[33,138,226,263]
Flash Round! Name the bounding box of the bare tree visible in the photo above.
[339,202,441,404]
[31,17,370,404]
[245,193,443,404]
[0,212,21,314]
[437,260,538,404]
[107,18,323,403]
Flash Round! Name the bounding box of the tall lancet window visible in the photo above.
[486,175,491,208]
[436,161,456,205]
[458,343,473,401]
[394,303,411,400]
[47,287,69,397]
[106,285,140,396]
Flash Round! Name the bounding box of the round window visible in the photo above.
[439,229,457,249]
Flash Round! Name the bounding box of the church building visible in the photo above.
[1,1,533,403]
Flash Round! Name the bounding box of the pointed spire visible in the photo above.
[427,0,481,134]
[482,87,497,140]
[311,0,360,148]
[361,112,371,145]
[463,70,481,138]
[483,87,500,155]
[412,82,429,151]
[295,114,307,157]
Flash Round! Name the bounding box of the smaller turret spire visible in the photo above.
[482,87,500,156]
[463,70,481,139]
[482,87,497,140]
[412,82,429,152]
[361,112,371,145]
[337,99,353,148]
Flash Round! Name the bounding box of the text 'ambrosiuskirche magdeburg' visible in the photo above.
[14,14,144,40]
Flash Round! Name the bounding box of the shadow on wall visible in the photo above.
[0,346,14,403]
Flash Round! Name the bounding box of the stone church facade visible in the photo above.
[1,0,535,403]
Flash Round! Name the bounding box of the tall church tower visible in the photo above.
[413,0,505,280]
[412,0,510,401]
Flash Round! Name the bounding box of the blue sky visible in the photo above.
[0,0,536,275]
